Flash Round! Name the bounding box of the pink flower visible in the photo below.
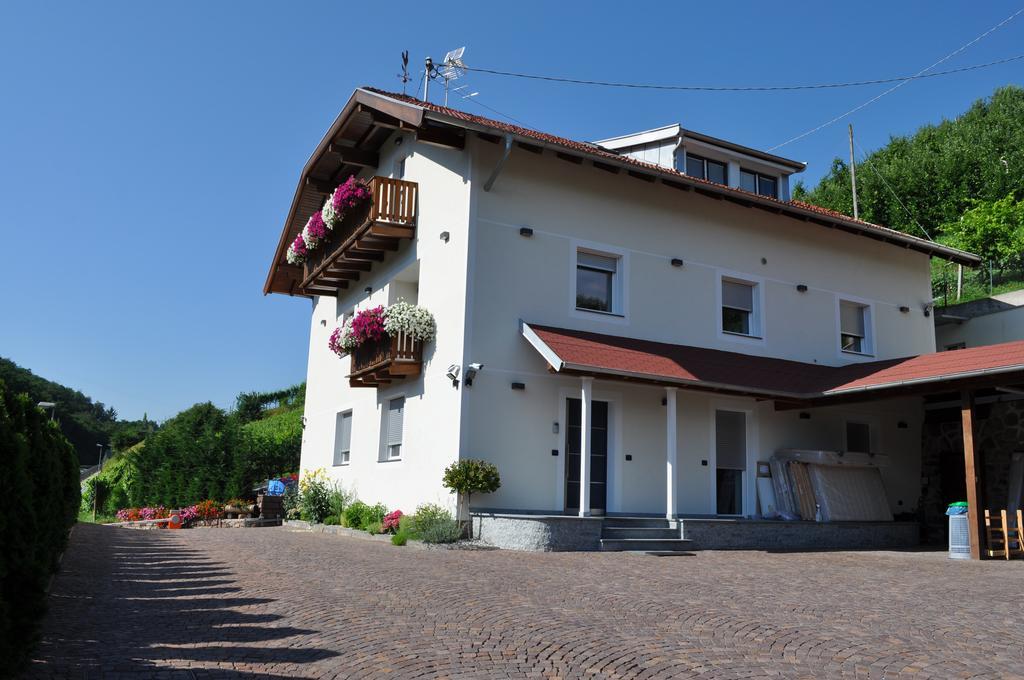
[350,306,386,345]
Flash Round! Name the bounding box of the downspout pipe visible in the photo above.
[484,133,514,192]
[672,130,686,172]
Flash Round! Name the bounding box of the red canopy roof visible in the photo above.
[522,323,1024,402]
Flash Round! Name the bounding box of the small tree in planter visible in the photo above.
[441,459,500,538]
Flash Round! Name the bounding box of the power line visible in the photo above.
[460,53,1024,92]
[852,139,933,241]
[769,6,1024,150]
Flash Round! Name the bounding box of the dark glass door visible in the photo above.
[565,398,608,513]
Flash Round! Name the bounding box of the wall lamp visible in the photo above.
[796,284,808,293]
[440,231,450,243]
[511,382,526,390]
[671,258,683,267]
[899,305,910,314]
[519,227,534,237]
[446,364,460,388]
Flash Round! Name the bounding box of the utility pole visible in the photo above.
[957,264,964,301]
[848,123,859,221]
[423,57,433,102]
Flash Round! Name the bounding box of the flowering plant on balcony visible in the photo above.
[383,300,437,342]
[327,302,436,356]
[286,234,307,265]
[322,175,372,228]
[328,318,358,357]
[351,305,387,344]
[301,212,328,249]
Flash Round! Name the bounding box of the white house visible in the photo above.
[264,87,1024,555]
[936,289,1024,351]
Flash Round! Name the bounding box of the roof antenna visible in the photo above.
[439,47,466,106]
[398,50,410,94]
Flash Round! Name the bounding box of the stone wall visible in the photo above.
[920,399,1024,544]
[680,519,919,550]
[472,514,604,551]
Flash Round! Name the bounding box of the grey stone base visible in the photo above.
[472,513,604,551]
[680,519,920,551]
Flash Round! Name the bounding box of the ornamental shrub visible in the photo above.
[410,503,461,544]
[323,515,340,526]
[327,482,356,520]
[0,379,80,672]
[391,531,408,546]
[381,509,403,534]
[298,469,332,523]
[442,459,501,504]
[341,500,370,529]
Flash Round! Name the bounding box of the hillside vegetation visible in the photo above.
[83,384,304,515]
[793,86,1024,302]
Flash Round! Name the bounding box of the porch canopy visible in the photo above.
[521,322,1024,558]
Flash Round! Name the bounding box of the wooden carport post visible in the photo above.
[960,390,984,560]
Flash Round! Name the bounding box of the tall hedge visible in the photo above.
[0,378,80,671]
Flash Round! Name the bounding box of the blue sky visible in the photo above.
[1,1,1021,421]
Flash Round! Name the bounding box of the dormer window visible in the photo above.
[685,153,727,185]
[740,169,778,198]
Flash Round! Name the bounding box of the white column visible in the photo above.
[579,377,593,517]
[665,387,678,520]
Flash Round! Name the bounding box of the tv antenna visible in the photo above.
[439,46,466,106]
[397,50,410,94]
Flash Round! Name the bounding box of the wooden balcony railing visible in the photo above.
[348,331,423,388]
[302,176,418,296]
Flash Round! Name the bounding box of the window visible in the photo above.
[684,153,727,185]
[722,278,758,337]
[333,411,352,466]
[839,301,871,354]
[846,421,871,453]
[395,157,406,179]
[384,397,405,460]
[739,169,778,198]
[944,342,966,351]
[576,251,618,313]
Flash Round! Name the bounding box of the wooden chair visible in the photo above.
[984,509,1024,559]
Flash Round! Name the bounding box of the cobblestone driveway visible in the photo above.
[27,523,1024,679]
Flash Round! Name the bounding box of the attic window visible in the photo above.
[740,169,778,198]
[685,153,727,185]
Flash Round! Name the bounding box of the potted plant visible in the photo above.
[442,459,501,538]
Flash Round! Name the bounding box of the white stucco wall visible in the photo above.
[935,306,1024,350]
[298,132,475,514]
[458,142,931,516]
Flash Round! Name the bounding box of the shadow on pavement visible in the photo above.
[25,524,338,678]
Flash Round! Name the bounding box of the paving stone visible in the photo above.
[23,524,1024,679]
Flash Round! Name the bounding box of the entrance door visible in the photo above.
[565,398,609,513]
[715,409,747,515]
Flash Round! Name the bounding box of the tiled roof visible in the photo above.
[360,88,978,266]
[524,324,1024,400]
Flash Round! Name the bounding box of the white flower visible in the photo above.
[383,300,437,342]
[321,197,340,229]
[301,225,319,249]
[286,244,305,265]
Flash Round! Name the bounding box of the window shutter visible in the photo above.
[387,397,405,446]
[577,252,617,272]
[840,303,865,337]
[715,410,746,470]
[334,412,352,465]
[722,280,754,311]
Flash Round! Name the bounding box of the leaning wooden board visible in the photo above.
[789,461,818,521]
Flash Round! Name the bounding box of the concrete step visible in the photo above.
[602,517,672,529]
[600,538,692,552]
[601,527,680,540]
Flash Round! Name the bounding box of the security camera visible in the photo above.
[446,364,461,387]
[465,362,484,386]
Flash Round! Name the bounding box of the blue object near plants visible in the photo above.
[267,479,286,496]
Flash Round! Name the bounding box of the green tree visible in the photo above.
[943,193,1024,266]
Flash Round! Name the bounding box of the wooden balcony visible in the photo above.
[302,176,418,296]
[348,331,423,388]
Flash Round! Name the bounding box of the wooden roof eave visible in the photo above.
[263,89,426,296]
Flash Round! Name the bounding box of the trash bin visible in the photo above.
[946,502,970,560]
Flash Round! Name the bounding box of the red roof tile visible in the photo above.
[360,88,978,265]
[524,324,1024,400]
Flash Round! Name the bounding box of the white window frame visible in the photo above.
[333,410,352,466]
[715,270,765,345]
[835,296,876,359]
[570,239,629,323]
[381,395,405,462]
